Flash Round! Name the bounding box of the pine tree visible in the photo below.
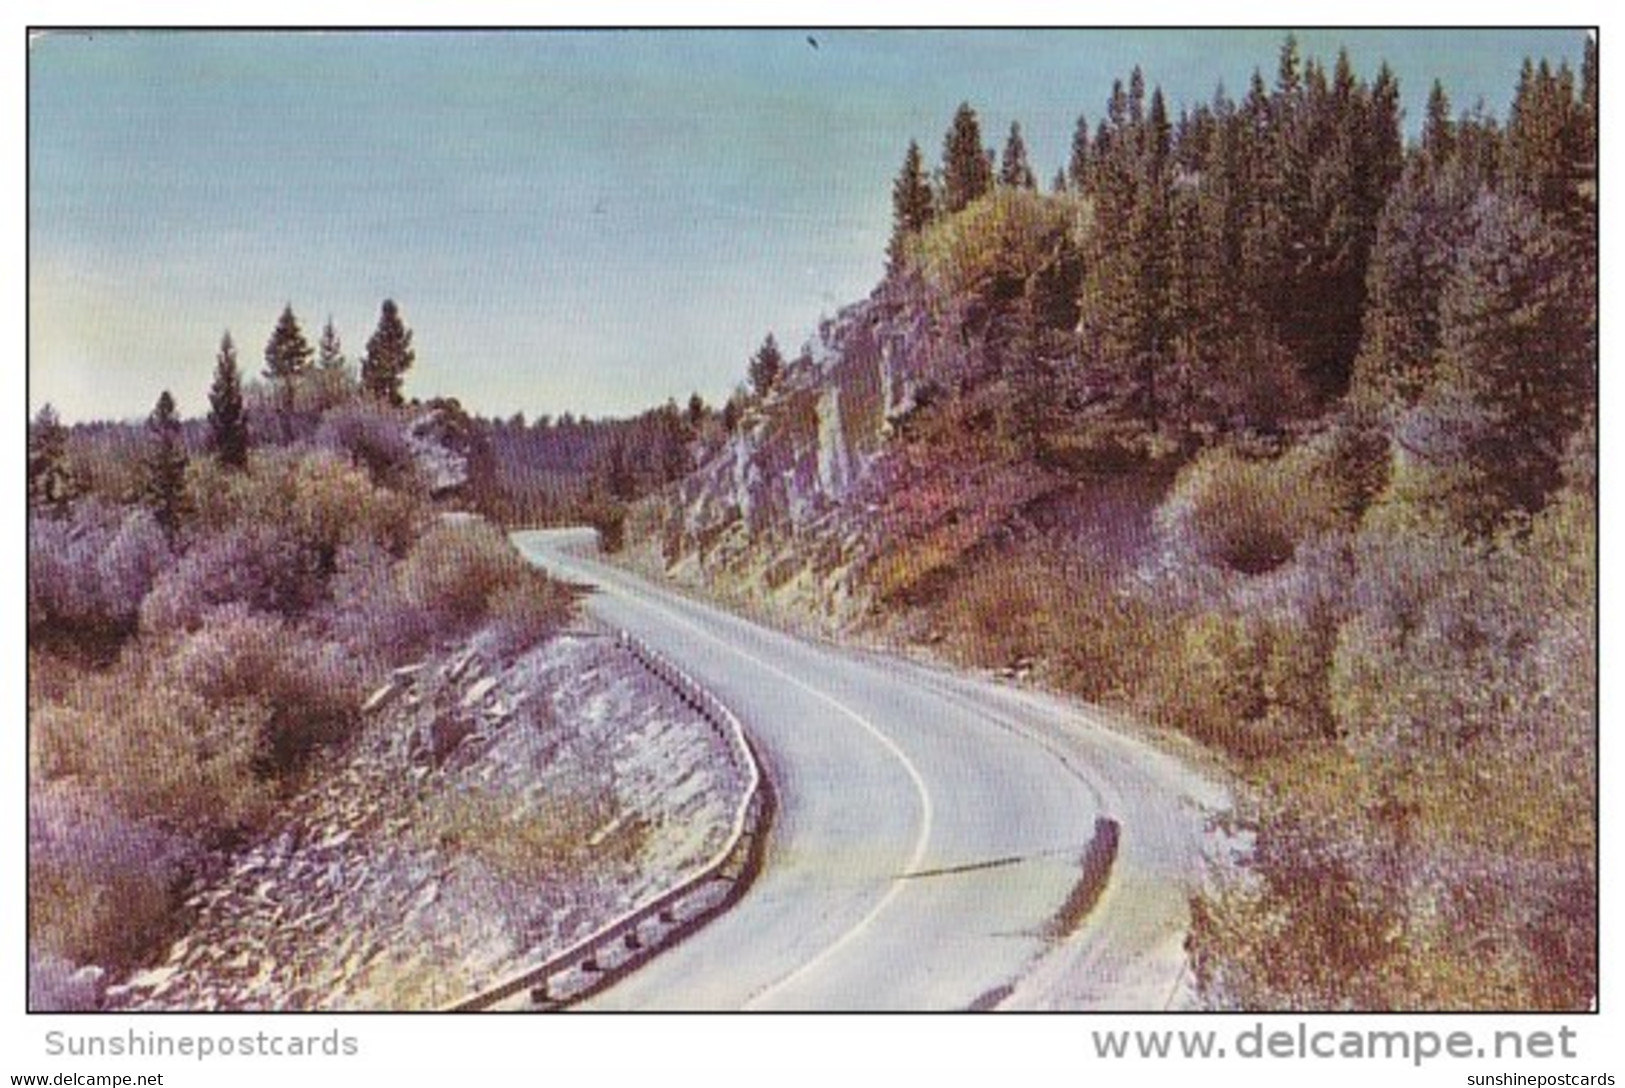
[748,333,784,399]
[310,315,354,411]
[941,102,993,213]
[602,436,636,502]
[1067,114,1091,191]
[317,316,346,373]
[1352,161,1477,411]
[1581,35,1598,169]
[999,121,1037,189]
[263,303,313,438]
[887,139,935,273]
[1423,190,1595,526]
[28,403,75,513]
[1421,79,1456,172]
[658,400,691,482]
[144,390,190,544]
[208,331,249,470]
[362,299,415,406]
[1505,57,1589,228]
[1076,68,1182,437]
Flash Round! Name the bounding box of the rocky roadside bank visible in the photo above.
[102,631,747,1011]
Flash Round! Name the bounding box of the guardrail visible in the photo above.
[445,630,772,1012]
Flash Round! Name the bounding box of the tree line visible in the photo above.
[31,298,420,535]
[874,34,1596,523]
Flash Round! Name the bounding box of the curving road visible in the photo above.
[513,529,1224,1011]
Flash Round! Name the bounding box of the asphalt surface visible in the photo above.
[513,528,1220,1011]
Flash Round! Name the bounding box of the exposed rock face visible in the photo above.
[635,288,946,628]
[406,401,485,497]
[104,634,746,1012]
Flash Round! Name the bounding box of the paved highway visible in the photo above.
[513,529,1222,1011]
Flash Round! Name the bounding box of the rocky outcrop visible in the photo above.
[104,633,746,1012]
[407,405,474,496]
[636,287,953,628]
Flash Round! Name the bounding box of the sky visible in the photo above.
[28,28,1588,425]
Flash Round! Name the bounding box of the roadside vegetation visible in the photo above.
[28,303,574,986]
[613,37,1597,1009]
[877,41,1595,1010]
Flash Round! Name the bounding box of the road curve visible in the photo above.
[513,528,1224,1011]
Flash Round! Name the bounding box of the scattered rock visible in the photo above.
[364,680,403,714]
[104,634,748,1012]
[461,676,498,709]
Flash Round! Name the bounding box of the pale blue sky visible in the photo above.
[28,28,1586,424]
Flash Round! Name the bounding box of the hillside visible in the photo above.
[620,42,1598,1010]
[26,325,746,1011]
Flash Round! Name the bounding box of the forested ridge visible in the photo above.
[627,35,1598,1009]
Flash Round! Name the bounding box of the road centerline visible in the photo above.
[519,539,937,1008]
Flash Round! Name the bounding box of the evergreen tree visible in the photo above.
[1352,161,1478,411]
[263,303,313,437]
[941,102,993,213]
[317,316,347,373]
[28,403,76,513]
[1067,114,1092,191]
[144,390,190,544]
[748,333,784,398]
[658,400,691,482]
[1455,100,1505,189]
[1364,63,1406,200]
[999,121,1037,189]
[686,392,707,432]
[361,299,415,406]
[1421,79,1456,172]
[1504,57,1589,228]
[207,331,249,470]
[1076,69,1184,437]
[1275,33,1302,100]
[1581,35,1598,169]
[310,315,354,411]
[602,436,636,502]
[887,139,935,273]
[1403,190,1596,531]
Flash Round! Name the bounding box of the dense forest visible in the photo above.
[29,34,1596,1011]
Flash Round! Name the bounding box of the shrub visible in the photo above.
[908,188,1087,307]
[189,449,422,567]
[315,401,422,492]
[314,541,435,664]
[936,546,1172,706]
[63,423,148,505]
[1157,445,1345,576]
[1330,524,1539,752]
[29,788,193,973]
[140,523,324,636]
[398,519,529,627]
[1191,745,1595,1010]
[29,503,170,652]
[31,656,273,839]
[167,606,364,775]
[479,576,574,658]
